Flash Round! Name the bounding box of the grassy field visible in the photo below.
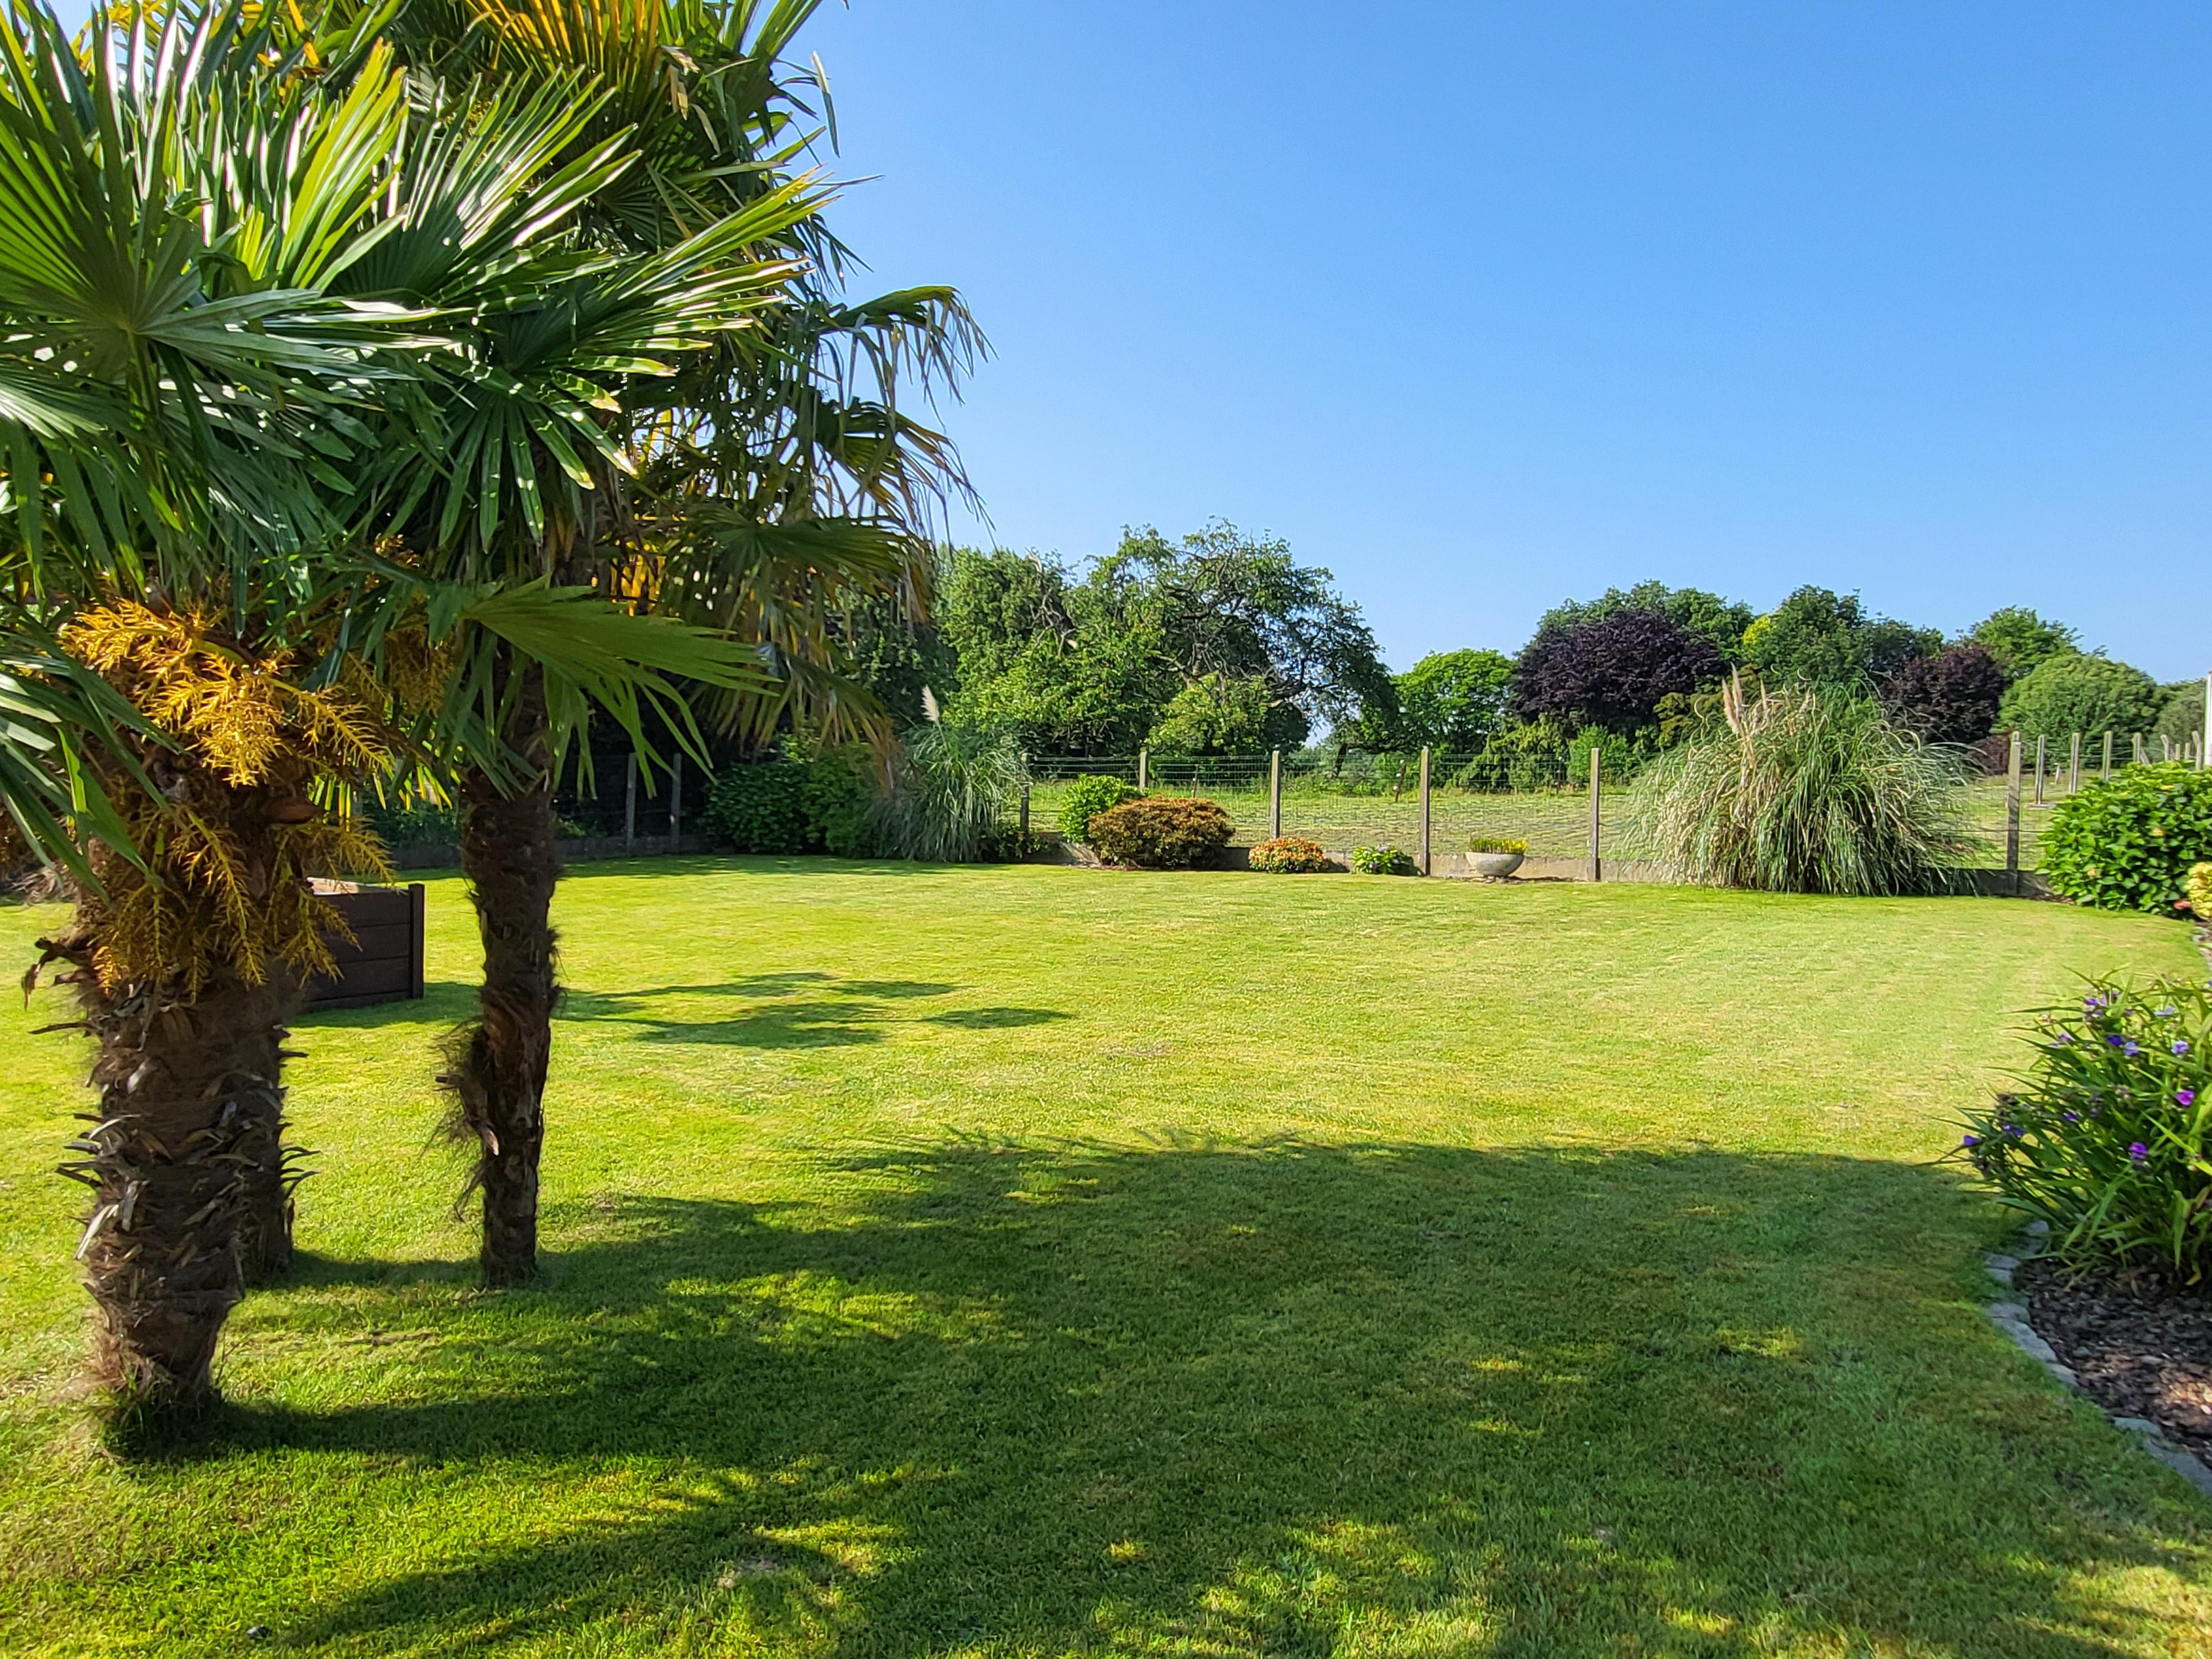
[2,861,2209,1656]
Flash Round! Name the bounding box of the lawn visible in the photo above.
[2,861,2210,1656]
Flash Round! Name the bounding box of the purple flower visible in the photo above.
[2054,1032,2074,1045]
[1961,1134,1981,1148]
[2063,1111,2083,1123]
[2180,1089,2198,1108]
[2130,1142,2150,1164]
[2124,1040,2141,1058]
[2157,1006,2179,1019]
[2175,1040,2192,1056]
[2106,1034,2127,1047]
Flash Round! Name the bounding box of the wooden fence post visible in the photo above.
[2102,731,2113,781]
[2162,734,2173,763]
[1270,748,1282,841]
[1588,745,1603,885]
[1418,746,1431,875]
[2134,732,2145,766]
[2005,731,2022,896]
[1019,753,1030,842]
[1136,749,1147,791]
[2069,731,2080,795]
[624,753,637,854]
[669,755,682,853]
[2033,734,2046,805]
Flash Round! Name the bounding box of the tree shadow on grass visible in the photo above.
[552,977,1065,1048]
[203,1140,2212,1656]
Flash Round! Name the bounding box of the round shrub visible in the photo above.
[1088,796,1234,869]
[1056,774,1140,844]
[704,762,810,854]
[1955,977,2212,1279]
[1997,653,2165,742]
[2042,763,2212,914]
[1881,642,2006,745]
[1248,835,1329,874]
[1350,844,1418,875]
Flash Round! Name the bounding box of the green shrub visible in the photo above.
[1627,689,1976,895]
[1467,836,1527,855]
[1997,653,2165,740]
[1088,796,1234,869]
[872,723,1027,863]
[1248,835,1329,873]
[801,748,877,857]
[367,801,458,846]
[1057,774,1140,843]
[2041,764,2212,914]
[1350,844,1418,875]
[704,762,811,854]
[1955,978,2212,1280]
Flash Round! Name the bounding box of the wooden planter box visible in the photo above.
[305,884,427,1011]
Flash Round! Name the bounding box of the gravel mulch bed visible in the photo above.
[2017,1256,2212,1460]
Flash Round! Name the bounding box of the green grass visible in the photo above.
[3,862,2210,1656]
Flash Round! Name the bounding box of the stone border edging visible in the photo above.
[1982,1223,2212,1496]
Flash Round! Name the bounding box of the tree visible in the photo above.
[1146,673,1273,754]
[2158,681,2208,752]
[1968,607,2079,682]
[0,1,447,1427]
[1997,655,2167,741]
[1881,643,2006,744]
[1532,581,1754,662]
[1741,587,1938,688]
[353,0,977,1283]
[1391,649,1515,752]
[938,527,1386,755]
[1513,608,1724,732]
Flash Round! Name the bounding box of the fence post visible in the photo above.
[2102,731,2113,781]
[2134,732,2145,765]
[669,755,682,853]
[1136,749,1147,791]
[2069,731,2080,794]
[1270,748,1282,841]
[1019,753,1030,843]
[1418,746,1431,875]
[1588,745,1603,885]
[2162,734,2173,763]
[2005,731,2022,896]
[2033,734,2046,805]
[624,753,638,854]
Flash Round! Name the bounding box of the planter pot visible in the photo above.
[1470,851,1525,880]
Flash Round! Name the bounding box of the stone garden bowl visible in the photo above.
[1470,850,1525,880]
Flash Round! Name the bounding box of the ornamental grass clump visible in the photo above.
[871,725,1026,863]
[1955,978,2212,1280]
[1248,835,1329,873]
[1629,686,1976,895]
[1087,797,1234,869]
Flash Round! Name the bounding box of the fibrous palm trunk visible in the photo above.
[45,822,301,1430]
[445,663,561,1285]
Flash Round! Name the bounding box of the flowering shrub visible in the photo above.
[1248,836,1329,874]
[2041,764,2212,914]
[2187,862,2212,925]
[1087,796,1234,869]
[1468,837,1527,855]
[1056,774,1140,844]
[1955,977,2212,1279]
[1350,844,1418,875]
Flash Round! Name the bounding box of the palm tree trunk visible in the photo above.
[446,663,561,1285]
[47,927,294,1432]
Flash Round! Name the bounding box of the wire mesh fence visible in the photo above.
[1024,730,2208,877]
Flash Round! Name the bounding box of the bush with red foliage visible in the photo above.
[1512,608,1724,731]
[1882,643,2005,745]
[1088,796,1235,869]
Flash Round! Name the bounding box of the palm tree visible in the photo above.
[0,0,443,1423]
[336,0,983,1284]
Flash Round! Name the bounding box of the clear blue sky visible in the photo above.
[799,1,2211,680]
